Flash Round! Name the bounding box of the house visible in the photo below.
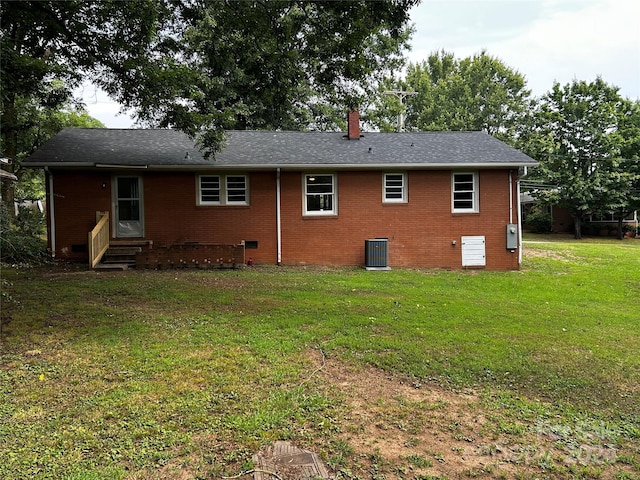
[23,112,538,270]
[521,193,639,236]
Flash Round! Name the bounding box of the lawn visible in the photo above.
[1,236,639,479]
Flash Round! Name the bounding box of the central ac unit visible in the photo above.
[365,238,390,270]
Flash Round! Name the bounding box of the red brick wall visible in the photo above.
[49,168,521,270]
[551,206,574,233]
[49,170,278,263]
[142,171,277,265]
[50,171,113,260]
[279,170,519,270]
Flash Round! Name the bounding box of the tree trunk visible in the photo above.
[573,216,582,239]
[617,218,624,240]
[1,95,18,220]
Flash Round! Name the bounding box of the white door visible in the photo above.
[114,176,143,238]
[461,236,486,267]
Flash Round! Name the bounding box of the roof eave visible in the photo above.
[151,161,539,170]
[175,162,540,170]
[23,162,95,168]
[23,161,539,170]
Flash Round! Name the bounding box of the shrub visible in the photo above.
[15,204,46,236]
[0,201,49,265]
[623,224,638,237]
[526,207,553,233]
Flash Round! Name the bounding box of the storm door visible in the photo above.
[114,176,144,238]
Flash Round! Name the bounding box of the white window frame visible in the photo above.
[589,211,636,222]
[303,173,337,216]
[383,172,407,203]
[197,174,249,206]
[225,175,248,205]
[452,171,479,213]
[198,175,221,205]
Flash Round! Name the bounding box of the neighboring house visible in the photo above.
[521,194,638,235]
[23,112,538,270]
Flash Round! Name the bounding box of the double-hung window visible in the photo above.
[197,174,248,205]
[304,174,336,215]
[383,173,407,203]
[452,172,478,213]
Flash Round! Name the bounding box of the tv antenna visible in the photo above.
[383,89,418,132]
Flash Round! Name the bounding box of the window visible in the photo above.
[199,176,221,204]
[304,174,336,215]
[589,211,636,222]
[226,176,247,204]
[452,172,478,213]
[197,174,248,205]
[383,173,407,203]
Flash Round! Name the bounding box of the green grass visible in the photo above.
[1,235,639,479]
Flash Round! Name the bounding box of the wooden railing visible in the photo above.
[88,211,110,268]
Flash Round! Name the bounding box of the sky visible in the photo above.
[83,0,640,128]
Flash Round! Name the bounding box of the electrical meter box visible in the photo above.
[506,224,518,250]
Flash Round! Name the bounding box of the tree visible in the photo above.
[13,91,105,203]
[1,0,417,223]
[597,156,640,239]
[110,0,416,147]
[1,0,164,210]
[0,94,105,265]
[603,100,640,239]
[368,50,532,144]
[530,78,634,239]
[2,0,417,200]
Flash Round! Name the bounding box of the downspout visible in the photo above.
[276,168,282,265]
[45,167,56,257]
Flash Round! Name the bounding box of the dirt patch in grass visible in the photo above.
[316,352,636,479]
[523,247,578,262]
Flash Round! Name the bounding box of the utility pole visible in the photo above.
[383,89,418,132]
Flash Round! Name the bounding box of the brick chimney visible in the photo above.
[347,110,361,140]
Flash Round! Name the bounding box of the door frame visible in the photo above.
[112,175,145,238]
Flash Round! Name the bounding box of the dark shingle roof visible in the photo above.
[24,128,537,169]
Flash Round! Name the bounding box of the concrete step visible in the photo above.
[102,257,136,265]
[93,263,130,271]
[106,246,142,256]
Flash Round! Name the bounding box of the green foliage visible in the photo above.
[0,95,105,216]
[368,50,532,143]
[528,79,638,238]
[1,0,158,151]
[525,206,552,233]
[0,201,48,265]
[14,204,46,236]
[2,0,416,159]
[135,0,416,150]
[406,454,433,468]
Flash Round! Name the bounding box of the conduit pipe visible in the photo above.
[517,175,523,265]
[276,168,282,265]
[509,170,513,224]
[45,167,56,257]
